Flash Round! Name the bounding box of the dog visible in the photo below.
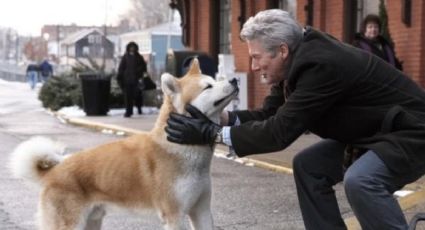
[9,58,239,230]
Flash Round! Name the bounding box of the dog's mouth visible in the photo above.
[213,88,239,107]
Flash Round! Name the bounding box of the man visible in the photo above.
[26,62,39,90]
[165,9,425,230]
[39,59,53,83]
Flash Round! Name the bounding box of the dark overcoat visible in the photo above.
[352,33,403,71]
[230,28,425,173]
[117,42,147,87]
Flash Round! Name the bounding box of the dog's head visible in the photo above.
[161,58,238,122]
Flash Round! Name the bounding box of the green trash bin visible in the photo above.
[79,72,111,116]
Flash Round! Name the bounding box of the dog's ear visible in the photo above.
[161,73,180,97]
[187,58,201,76]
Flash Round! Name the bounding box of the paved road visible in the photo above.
[6,78,425,229]
[0,80,353,229]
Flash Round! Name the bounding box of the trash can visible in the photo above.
[166,50,217,78]
[182,55,217,78]
[79,72,111,116]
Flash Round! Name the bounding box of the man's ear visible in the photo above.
[161,73,180,97]
[279,43,289,60]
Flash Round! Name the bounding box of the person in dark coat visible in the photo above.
[117,41,147,117]
[165,9,425,230]
[26,63,39,90]
[353,14,403,71]
[38,59,53,83]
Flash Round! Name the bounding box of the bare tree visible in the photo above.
[124,0,170,30]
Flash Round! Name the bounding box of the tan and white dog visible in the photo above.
[9,59,238,230]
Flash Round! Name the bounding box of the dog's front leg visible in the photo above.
[188,190,213,230]
[83,206,106,230]
[159,210,186,230]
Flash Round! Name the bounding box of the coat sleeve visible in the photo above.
[117,56,126,86]
[141,56,147,74]
[137,55,147,78]
[230,63,346,156]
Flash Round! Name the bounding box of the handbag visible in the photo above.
[140,75,157,91]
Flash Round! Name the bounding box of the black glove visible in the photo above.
[165,104,222,145]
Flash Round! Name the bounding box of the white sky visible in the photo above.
[0,0,131,36]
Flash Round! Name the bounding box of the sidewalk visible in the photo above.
[56,108,425,229]
[57,107,321,172]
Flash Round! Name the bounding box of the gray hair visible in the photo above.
[240,9,303,55]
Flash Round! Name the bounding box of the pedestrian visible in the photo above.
[117,41,147,117]
[38,59,53,83]
[165,9,425,230]
[26,62,39,90]
[353,14,403,71]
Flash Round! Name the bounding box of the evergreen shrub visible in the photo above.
[38,73,162,111]
[38,73,82,111]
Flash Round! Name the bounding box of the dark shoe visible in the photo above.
[124,113,132,118]
[137,108,142,115]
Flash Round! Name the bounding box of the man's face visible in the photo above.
[247,39,288,85]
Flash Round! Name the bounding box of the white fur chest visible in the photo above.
[171,145,213,213]
[179,145,213,173]
[158,136,214,174]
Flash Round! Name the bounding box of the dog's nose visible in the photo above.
[229,78,238,87]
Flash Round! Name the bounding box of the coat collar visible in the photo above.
[279,26,313,83]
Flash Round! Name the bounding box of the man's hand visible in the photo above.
[165,104,222,145]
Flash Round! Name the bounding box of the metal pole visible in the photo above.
[167,8,174,51]
[15,34,19,63]
[56,25,60,62]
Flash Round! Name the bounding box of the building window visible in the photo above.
[276,0,297,18]
[82,46,89,56]
[269,0,307,24]
[88,34,102,44]
[88,35,94,44]
[219,0,231,54]
[305,0,314,26]
[99,48,104,58]
[402,0,412,27]
[356,0,380,32]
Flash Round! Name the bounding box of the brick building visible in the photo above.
[170,0,425,109]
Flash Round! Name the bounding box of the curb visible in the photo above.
[214,148,293,174]
[54,112,143,136]
[66,117,144,135]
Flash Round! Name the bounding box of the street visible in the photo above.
[0,80,351,230]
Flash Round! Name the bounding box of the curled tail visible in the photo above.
[9,136,65,185]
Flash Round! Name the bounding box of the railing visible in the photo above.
[0,62,27,82]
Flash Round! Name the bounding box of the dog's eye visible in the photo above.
[204,84,213,90]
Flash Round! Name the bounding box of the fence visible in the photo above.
[0,62,27,82]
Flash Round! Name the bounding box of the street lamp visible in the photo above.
[43,33,50,41]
